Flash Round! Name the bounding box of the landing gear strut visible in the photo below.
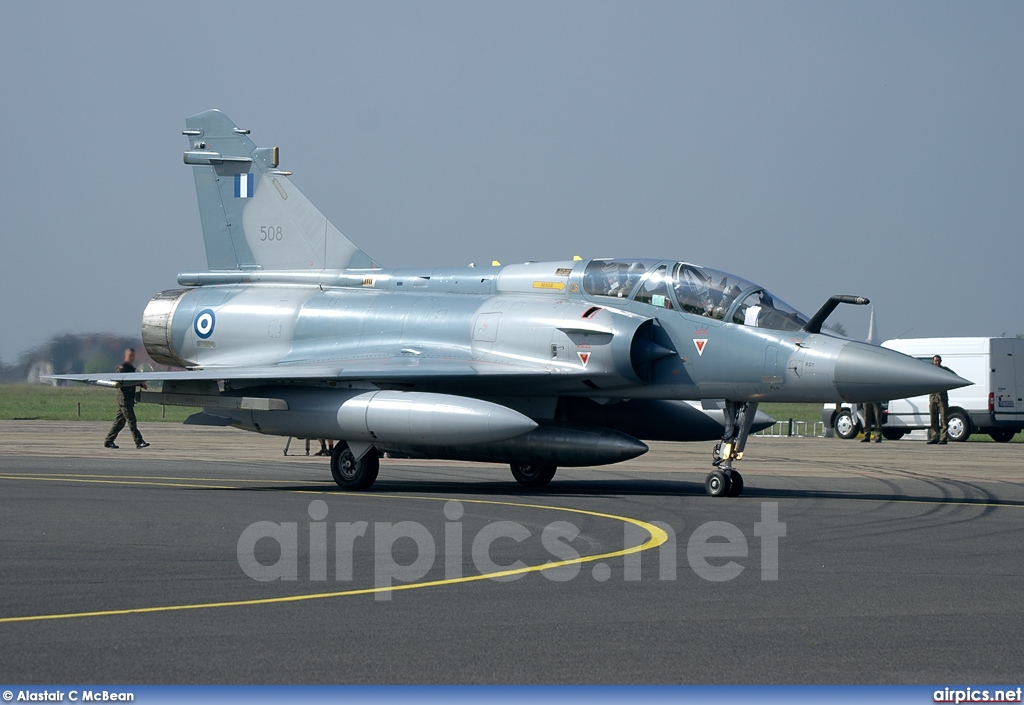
[707,400,757,497]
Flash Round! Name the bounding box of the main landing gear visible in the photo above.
[510,462,557,488]
[330,442,380,491]
[707,400,757,497]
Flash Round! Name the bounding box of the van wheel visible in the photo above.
[989,429,1016,443]
[946,411,972,442]
[881,429,905,441]
[834,411,861,440]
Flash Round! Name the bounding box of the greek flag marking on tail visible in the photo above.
[234,173,254,198]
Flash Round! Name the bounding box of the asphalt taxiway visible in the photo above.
[0,421,1021,683]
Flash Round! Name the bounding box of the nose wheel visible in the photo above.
[705,470,728,496]
[726,469,743,496]
[706,400,756,497]
[705,469,743,497]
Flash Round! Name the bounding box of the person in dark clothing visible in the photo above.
[316,439,335,457]
[927,354,954,445]
[104,348,150,449]
[861,401,884,443]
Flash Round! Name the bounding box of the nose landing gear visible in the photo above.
[707,400,757,497]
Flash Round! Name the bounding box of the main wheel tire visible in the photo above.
[726,470,744,497]
[705,470,728,497]
[510,463,557,488]
[946,411,972,442]
[834,411,861,440]
[989,429,1016,443]
[330,443,380,490]
[881,428,905,441]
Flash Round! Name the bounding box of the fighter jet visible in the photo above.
[53,110,969,496]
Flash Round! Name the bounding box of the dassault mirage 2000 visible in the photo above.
[54,110,968,496]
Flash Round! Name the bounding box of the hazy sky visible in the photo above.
[2,1,1022,363]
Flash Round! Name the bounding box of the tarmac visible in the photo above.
[0,420,1022,683]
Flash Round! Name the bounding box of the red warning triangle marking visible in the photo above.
[693,339,708,356]
[578,351,591,367]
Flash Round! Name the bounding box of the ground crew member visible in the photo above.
[104,348,150,449]
[862,401,884,443]
[927,354,953,445]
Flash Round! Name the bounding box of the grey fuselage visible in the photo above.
[147,259,914,408]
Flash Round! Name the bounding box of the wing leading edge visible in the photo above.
[47,355,582,389]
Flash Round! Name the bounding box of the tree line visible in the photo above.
[0,333,172,384]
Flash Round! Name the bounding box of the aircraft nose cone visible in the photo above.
[834,343,971,402]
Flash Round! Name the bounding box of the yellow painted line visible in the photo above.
[2,472,1021,510]
[0,480,668,624]
[0,475,236,490]
[4,470,1015,626]
[0,472,308,485]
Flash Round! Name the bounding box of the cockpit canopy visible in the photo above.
[582,259,809,332]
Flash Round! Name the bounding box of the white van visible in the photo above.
[822,337,1024,442]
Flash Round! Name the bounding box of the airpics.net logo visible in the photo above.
[236,500,786,600]
[934,687,1023,703]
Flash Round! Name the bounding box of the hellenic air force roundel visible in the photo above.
[194,309,216,339]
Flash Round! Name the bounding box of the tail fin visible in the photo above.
[182,109,378,271]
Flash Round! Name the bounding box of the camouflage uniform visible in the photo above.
[104,362,146,447]
[928,362,954,444]
[862,401,883,442]
[928,389,949,444]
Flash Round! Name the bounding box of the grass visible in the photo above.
[759,401,1022,442]
[0,384,198,422]
[758,403,823,426]
[1,386,1020,441]
[965,432,1024,442]
[0,388,825,426]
